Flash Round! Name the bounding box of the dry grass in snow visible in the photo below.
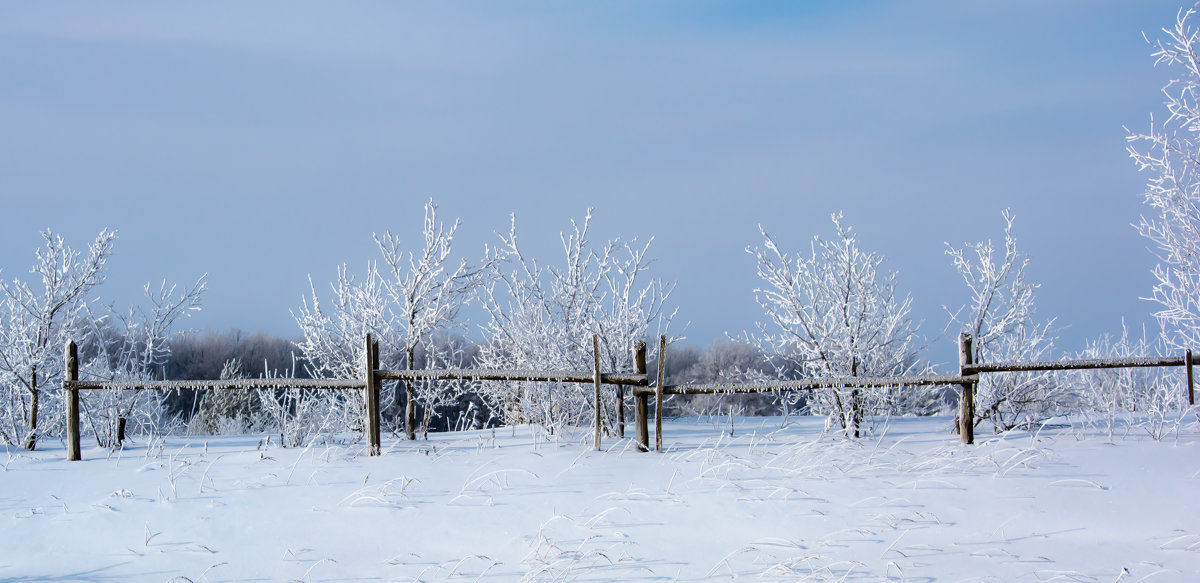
[2,415,1198,582]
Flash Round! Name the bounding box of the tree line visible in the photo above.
[0,197,1184,451]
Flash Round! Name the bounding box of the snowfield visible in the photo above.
[3,416,1198,582]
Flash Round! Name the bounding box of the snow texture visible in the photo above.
[3,416,1197,582]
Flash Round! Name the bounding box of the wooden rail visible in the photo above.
[630,374,972,397]
[63,379,367,391]
[963,355,1186,374]
[375,369,648,386]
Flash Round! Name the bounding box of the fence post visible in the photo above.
[65,341,81,461]
[655,334,667,453]
[633,341,649,452]
[364,333,381,456]
[958,333,975,445]
[593,334,603,451]
[1187,349,1194,407]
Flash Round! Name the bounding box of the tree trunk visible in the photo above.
[849,358,861,439]
[405,346,417,440]
[850,389,862,439]
[24,366,38,450]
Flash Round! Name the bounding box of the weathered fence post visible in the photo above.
[365,333,381,456]
[958,333,975,445]
[1187,349,1195,407]
[633,341,649,452]
[655,334,667,453]
[593,334,603,451]
[65,341,81,461]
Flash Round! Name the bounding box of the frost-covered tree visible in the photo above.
[293,199,492,440]
[748,214,923,437]
[946,211,1061,432]
[0,229,115,449]
[1128,6,1200,352]
[81,278,205,446]
[477,210,675,434]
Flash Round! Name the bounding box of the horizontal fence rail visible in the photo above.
[63,379,367,391]
[376,368,649,386]
[963,355,1186,375]
[632,374,973,397]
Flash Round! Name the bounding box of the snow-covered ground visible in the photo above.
[3,416,1198,582]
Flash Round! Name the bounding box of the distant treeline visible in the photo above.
[161,330,308,421]
[162,330,784,427]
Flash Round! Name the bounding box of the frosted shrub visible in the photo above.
[0,230,115,449]
[1078,326,1191,440]
[1078,326,1155,438]
[78,362,170,447]
[1129,7,1200,354]
[1141,373,1188,440]
[974,331,1066,432]
[80,279,205,447]
[747,214,925,437]
[1126,7,1200,439]
[946,211,1063,433]
[477,210,674,436]
[191,359,264,436]
[256,387,355,447]
[294,199,492,441]
[0,228,203,449]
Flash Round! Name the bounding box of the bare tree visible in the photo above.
[945,210,1060,432]
[293,199,492,441]
[1127,6,1200,353]
[0,229,115,449]
[81,277,206,446]
[748,214,923,437]
[476,210,675,435]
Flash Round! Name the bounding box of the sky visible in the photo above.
[0,1,1188,363]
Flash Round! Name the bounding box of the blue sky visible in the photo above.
[0,1,1185,363]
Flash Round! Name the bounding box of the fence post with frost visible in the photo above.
[365,333,381,456]
[958,333,975,445]
[655,334,666,453]
[633,341,649,452]
[593,335,603,451]
[65,340,81,461]
[1187,349,1195,407]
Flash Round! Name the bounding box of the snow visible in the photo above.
[3,416,1198,582]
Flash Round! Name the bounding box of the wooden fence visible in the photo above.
[636,333,1195,449]
[61,334,650,461]
[59,333,1196,460]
